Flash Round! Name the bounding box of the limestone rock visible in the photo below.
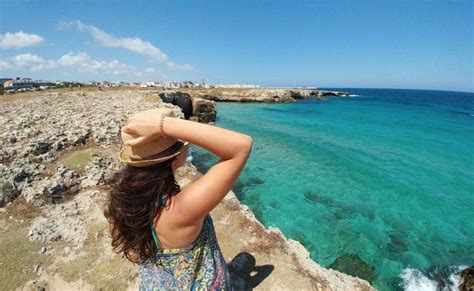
[187,88,351,103]
[0,89,176,206]
[459,266,474,291]
[192,97,217,123]
[20,166,80,205]
[313,90,351,98]
[0,181,19,207]
[30,141,51,156]
[158,91,193,119]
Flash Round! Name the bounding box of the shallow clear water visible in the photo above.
[191,89,474,290]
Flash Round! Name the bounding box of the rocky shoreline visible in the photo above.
[165,87,352,103]
[155,88,351,124]
[0,88,372,290]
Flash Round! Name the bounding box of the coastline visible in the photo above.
[0,88,371,290]
[176,164,373,290]
[171,87,352,103]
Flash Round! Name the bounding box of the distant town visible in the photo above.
[0,77,262,94]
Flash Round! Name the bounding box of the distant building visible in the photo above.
[0,78,13,88]
[214,83,261,89]
[100,80,111,87]
[12,77,33,85]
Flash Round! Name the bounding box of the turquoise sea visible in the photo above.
[190,89,474,291]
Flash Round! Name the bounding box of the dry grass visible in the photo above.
[57,146,103,172]
[55,221,136,290]
[0,200,48,290]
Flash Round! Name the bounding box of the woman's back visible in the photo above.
[108,108,252,290]
[139,215,230,290]
[151,194,205,250]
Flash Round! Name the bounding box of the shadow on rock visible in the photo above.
[228,252,274,290]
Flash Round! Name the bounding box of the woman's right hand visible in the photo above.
[122,109,168,146]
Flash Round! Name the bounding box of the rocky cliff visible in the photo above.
[156,88,350,124]
[0,88,371,290]
[174,88,351,103]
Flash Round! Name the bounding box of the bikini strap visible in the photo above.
[150,194,168,251]
[151,224,160,250]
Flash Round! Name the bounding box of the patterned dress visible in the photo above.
[139,214,231,290]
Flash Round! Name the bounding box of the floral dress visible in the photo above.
[139,214,230,290]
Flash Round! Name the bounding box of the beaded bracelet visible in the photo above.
[159,114,166,136]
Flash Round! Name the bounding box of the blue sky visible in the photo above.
[0,0,472,91]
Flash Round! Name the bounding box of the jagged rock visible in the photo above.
[46,180,68,201]
[192,97,217,123]
[13,168,33,183]
[36,152,57,164]
[8,161,44,196]
[459,266,474,291]
[313,90,351,98]
[0,164,10,178]
[0,181,19,207]
[27,190,99,248]
[195,89,306,102]
[289,90,307,100]
[21,179,49,206]
[73,130,91,146]
[48,166,80,202]
[52,137,68,151]
[158,91,193,119]
[20,166,80,205]
[189,89,351,102]
[81,156,115,187]
[30,141,51,155]
[28,215,84,244]
[0,89,178,206]
[200,94,221,102]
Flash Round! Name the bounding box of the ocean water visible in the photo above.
[190,89,474,291]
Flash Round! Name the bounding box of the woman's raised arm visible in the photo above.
[123,110,252,225]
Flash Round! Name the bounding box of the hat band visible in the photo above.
[130,141,184,161]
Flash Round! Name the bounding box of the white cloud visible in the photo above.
[3,51,146,76]
[58,51,140,75]
[0,59,13,70]
[13,53,56,72]
[0,31,44,49]
[145,67,155,73]
[60,20,195,71]
[165,61,195,71]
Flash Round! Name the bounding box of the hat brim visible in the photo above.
[118,141,190,168]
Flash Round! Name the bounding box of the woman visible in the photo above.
[105,108,253,290]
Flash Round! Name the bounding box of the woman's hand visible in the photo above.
[122,109,167,146]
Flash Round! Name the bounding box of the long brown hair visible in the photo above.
[104,158,180,263]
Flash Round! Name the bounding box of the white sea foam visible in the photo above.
[186,155,193,163]
[186,149,194,163]
[400,266,467,291]
[401,268,437,291]
[448,268,464,291]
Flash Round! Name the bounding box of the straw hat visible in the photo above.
[118,108,189,167]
